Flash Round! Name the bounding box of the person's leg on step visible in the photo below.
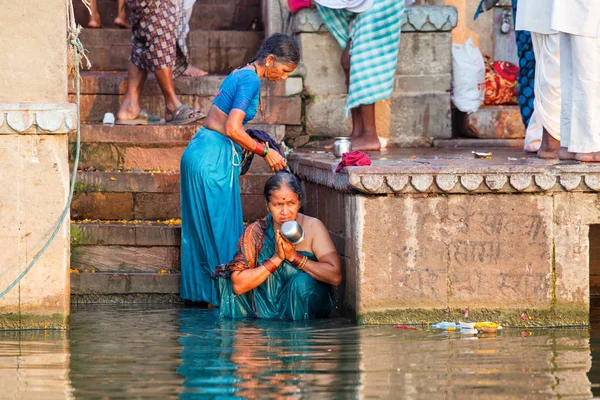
[88,0,102,28]
[116,61,148,121]
[567,34,600,162]
[114,0,131,29]
[182,0,208,77]
[351,103,380,151]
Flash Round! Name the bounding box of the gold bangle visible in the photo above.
[298,256,308,271]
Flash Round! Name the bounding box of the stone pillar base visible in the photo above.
[0,102,76,330]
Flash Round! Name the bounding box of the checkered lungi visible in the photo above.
[127,0,188,78]
[317,0,405,115]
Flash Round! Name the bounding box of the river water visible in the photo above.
[1,304,599,399]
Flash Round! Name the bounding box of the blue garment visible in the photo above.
[474,0,536,127]
[215,215,334,321]
[179,69,260,305]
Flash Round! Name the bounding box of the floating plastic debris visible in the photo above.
[432,322,458,330]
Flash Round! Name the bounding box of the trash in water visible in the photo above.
[459,322,475,329]
[474,322,500,334]
[472,151,492,159]
[432,322,458,330]
[394,325,417,330]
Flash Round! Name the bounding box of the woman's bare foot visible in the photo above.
[183,64,208,77]
[575,152,600,162]
[114,16,131,29]
[558,147,577,160]
[537,129,560,159]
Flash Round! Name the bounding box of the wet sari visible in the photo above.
[213,215,333,321]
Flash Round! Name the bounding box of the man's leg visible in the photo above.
[351,103,381,151]
[569,34,600,161]
[154,67,202,122]
[116,61,148,121]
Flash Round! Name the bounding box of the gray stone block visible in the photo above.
[305,95,351,138]
[387,92,452,146]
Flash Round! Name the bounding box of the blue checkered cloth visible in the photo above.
[317,0,405,115]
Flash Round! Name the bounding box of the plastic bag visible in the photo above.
[451,38,485,113]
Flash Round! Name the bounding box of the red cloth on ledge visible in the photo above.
[335,151,372,172]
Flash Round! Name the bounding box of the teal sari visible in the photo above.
[213,215,334,320]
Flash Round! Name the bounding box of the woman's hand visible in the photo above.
[264,150,287,172]
[275,230,296,261]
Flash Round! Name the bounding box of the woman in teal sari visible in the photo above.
[180,35,297,306]
[213,172,342,320]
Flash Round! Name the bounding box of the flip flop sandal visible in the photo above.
[115,109,165,125]
[166,104,206,125]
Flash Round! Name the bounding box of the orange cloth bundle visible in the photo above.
[484,56,519,105]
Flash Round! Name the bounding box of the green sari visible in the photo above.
[213,215,333,320]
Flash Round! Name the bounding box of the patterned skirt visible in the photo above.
[126,0,188,78]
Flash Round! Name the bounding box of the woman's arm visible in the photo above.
[276,221,342,286]
[230,254,282,295]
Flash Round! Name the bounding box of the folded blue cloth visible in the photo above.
[241,129,283,175]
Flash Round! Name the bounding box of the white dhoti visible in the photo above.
[516,0,561,152]
[559,33,600,153]
[532,32,561,139]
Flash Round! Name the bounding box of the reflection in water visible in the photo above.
[0,305,598,398]
[177,308,360,398]
[0,330,73,400]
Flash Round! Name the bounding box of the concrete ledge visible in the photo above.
[289,149,600,194]
[292,149,595,325]
[292,6,458,34]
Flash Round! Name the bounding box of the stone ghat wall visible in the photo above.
[291,154,595,326]
[281,5,458,147]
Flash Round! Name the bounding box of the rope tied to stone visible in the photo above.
[0,0,87,302]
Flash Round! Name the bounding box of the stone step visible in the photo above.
[70,123,284,172]
[71,171,270,221]
[71,221,181,246]
[71,244,180,273]
[434,138,526,149]
[69,72,302,125]
[74,0,261,31]
[80,29,262,73]
[71,272,180,295]
[462,105,526,139]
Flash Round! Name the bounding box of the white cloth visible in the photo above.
[524,109,542,152]
[559,32,600,153]
[515,0,555,34]
[551,0,600,38]
[183,0,196,38]
[314,0,373,13]
[531,31,561,140]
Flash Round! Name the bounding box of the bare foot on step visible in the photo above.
[558,147,576,160]
[575,152,600,162]
[114,16,131,29]
[536,129,560,159]
[351,136,381,151]
[183,64,208,77]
